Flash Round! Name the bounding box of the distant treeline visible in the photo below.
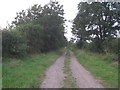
[2,1,120,58]
[2,1,67,57]
[71,2,120,54]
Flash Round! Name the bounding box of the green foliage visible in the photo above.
[82,41,103,53]
[103,38,118,54]
[2,50,63,88]
[76,40,85,49]
[3,1,67,57]
[72,2,120,53]
[73,49,118,88]
[63,50,78,88]
[17,23,44,53]
[82,38,119,54]
[2,29,27,57]
[10,1,67,53]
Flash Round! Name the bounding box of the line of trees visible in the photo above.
[2,1,67,57]
[72,2,120,54]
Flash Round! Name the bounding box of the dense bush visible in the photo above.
[103,38,118,54]
[82,42,98,52]
[10,1,67,54]
[76,40,84,49]
[81,38,118,54]
[76,40,102,53]
[2,1,67,58]
[2,29,27,57]
[72,2,119,54]
[17,23,44,53]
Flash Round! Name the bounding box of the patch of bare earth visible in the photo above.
[111,61,118,65]
[70,51,104,88]
[40,53,65,88]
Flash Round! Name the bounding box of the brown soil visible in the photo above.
[70,51,104,88]
[40,53,66,88]
[111,61,118,65]
[40,51,104,88]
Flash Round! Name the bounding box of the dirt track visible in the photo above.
[40,51,104,88]
[70,51,104,88]
[40,53,66,88]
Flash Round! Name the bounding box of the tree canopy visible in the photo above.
[2,1,67,57]
[72,2,120,52]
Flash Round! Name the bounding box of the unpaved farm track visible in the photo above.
[70,51,104,88]
[40,51,104,88]
[40,53,66,88]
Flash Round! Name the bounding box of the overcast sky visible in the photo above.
[0,0,81,41]
[1,0,119,40]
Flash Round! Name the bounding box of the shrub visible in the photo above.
[103,38,118,54]
[2,29,27,57]
[83,41,102,53]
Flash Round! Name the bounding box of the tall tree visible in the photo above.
[11,1,66,53]
[72,2,120,52]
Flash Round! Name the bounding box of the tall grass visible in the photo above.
[73,49,118,88]
[63,50,78,88]
[3,49,63,88]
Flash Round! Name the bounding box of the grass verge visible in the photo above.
[63,50,78,88]
[2,49,63,88]
[73,49,118,88]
